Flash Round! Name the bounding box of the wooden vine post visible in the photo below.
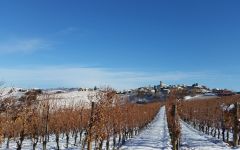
[172,104,180,150]
[87,102,95,150]
[233,102,239,147]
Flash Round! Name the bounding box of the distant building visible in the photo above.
[157,81,168,90]
[160,81,163,88]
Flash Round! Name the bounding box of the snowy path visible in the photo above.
[180,121,233,150]
[120,106,172,150]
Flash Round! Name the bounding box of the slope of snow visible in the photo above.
[37,91,98,108]
[54,91,97,102]
[120,106,172,150]
[0,87,26,100]
[180,121,233,150]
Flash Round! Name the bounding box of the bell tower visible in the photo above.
[160,81,163,88]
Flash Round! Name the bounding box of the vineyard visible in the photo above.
[0,89,161,150]
[179,95,240,147]
[1,88,240,150]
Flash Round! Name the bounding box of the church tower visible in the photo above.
[160,81,163,88]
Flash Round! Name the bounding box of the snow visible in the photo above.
[54,91,97,102]
[0,135,80,150]
[0,87,98,108]
[180,120,233,150]
[120,106,172,150]
[37,91,98,108]
[228,104,235,111]
[221,104,235,112]
[0,132,115,150]
[184,94,218,101]
[0,87,26,100]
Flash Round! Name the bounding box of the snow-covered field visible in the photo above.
[180,121,234,150]
[0,87,26,100]
[39,91,98,108]
[120,106,172,150]
[0,87,98,108]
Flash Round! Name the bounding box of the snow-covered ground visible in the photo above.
[0,87,98,109]
[41,91,98,108]
[180,121,234,150]
[0,135,80,150]
[120,106,172,150]
[0,87,26,100]
[0,134,116,150]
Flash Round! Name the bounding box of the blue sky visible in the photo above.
[0,0,240,90]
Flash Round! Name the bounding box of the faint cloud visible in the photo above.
[0,38,50,54]
[0,67,217,90]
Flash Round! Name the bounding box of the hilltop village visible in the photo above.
[122,81,237,103]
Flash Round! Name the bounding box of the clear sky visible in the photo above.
[0,0,240,90]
